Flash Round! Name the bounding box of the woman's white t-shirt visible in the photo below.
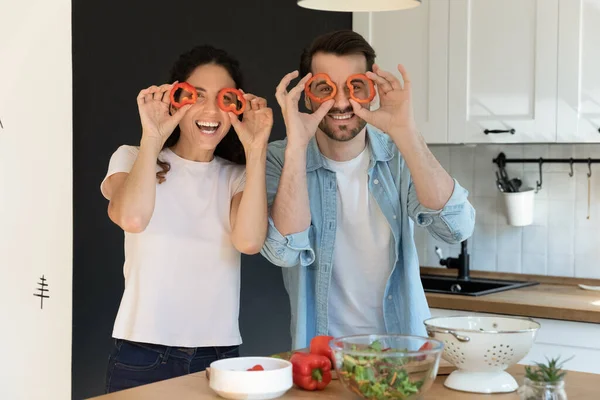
[100,145,246,347]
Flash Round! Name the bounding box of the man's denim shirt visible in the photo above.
[260,125,475,350]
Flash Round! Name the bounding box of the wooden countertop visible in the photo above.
[89,364,599,399]
[421,267,600,324]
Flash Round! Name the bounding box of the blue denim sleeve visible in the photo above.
[261,218,316,267]
[259,140,316,268]
[407,178,475,244]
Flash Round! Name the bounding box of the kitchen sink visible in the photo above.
[421,274,539,296]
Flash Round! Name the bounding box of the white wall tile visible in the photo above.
[523,145,549,172]
[497,250,522,274]
[547,173,576,202]
[574,202,599,228]
[547,254,574,277]
[450,146,475,192]
[522,226,548,255]
[471,250,497,272]
[533,198,549,226]
[574,255,600,279]
[473,196,499,225]
[473,223,497,252]
[574,228,598,257]
[573,144,597,159]
[429,145,450,172]
[497,225,523,254]
[522,253,547,275]
[474,146,499,197]
[432,143,600,279]
[547,145,574,172]
[474,145,494,170]
[547,226,574,257]
[547,200,575,228]
[474,168,500,197]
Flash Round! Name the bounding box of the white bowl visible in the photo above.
[424,315,540,394]
[208,356,293,400]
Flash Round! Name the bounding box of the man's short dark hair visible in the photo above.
[299,30,377,77]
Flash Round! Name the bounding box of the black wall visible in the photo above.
[72,1,350,399]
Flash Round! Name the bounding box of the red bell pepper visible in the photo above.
[217,88,246,115]
[309,335,334,367]
[169,82,198,108]
[304,73,337,103]
[247,364,264,371]
[290,352,332,391]
[415,340,434,361]
[346,73,375,104]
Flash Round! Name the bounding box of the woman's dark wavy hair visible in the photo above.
[156,45,246,183]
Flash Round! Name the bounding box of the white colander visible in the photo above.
[424,315,540,394]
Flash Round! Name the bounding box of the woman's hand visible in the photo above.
[137,82,193,146]
[229,92,273,152]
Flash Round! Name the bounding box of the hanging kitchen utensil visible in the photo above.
[587,159,592,220]
[509,178,522,192]
[498,166,517,192]
[495,171,506,192]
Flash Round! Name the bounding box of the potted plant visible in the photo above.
[517,356,572,400]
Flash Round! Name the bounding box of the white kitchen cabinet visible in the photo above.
[354,0,600,144]
[447,0,559,144]
[556,0,600,143]
[352,0,450,143]
[429,308,600,374]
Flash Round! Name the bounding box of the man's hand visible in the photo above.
[275,71,334,149]
[349,64,417,139]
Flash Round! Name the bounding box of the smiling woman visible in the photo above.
[99,44,273,394]
[154,47,247,184]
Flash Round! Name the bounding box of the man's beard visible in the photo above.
[318,106,367,142]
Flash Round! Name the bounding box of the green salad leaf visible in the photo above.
[339,340,425,400]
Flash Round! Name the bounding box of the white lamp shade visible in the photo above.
[298,0,421,12]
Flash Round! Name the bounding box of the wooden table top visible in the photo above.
[89,364,599,400]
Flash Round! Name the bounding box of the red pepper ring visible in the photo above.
[346,73,376,104]
[304,73,337,104]
[169,82,198,109]
[217,88,246,116]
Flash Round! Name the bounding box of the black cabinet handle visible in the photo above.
[484,129,515,135]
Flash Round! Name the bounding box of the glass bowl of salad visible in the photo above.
[330,334,444,399]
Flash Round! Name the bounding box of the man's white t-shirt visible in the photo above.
[101,145,246,347]
[324,145,393,337]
